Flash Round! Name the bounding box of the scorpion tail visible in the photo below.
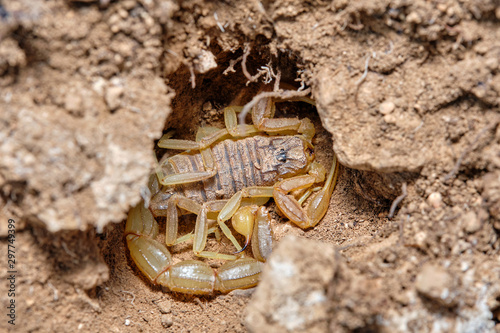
[233,237,250,254]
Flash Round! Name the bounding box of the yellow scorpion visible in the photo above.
[125,93,339,295]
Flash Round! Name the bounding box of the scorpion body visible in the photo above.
[125,94,339,295]
[154,135,312,205]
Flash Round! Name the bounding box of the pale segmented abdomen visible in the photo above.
[165,135,309,203]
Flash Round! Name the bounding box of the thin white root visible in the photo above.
[188,63,196,89]
[355,53,373,86]
[120,290,136,305]
[273,69,281,92]
[214,12,225,32]
[241,45,279,86]
[242,44,258,83]
[238,88,312,125]
[388,182,407,219]
[223,56,243,75]
[47,281,59,301]
[354,52,374,107]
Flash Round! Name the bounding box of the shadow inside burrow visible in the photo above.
[28,221,109,298]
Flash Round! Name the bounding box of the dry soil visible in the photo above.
[1,0,500,332]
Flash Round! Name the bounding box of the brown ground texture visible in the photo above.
[1,0,500,332]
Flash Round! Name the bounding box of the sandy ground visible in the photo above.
[1,0,500,332]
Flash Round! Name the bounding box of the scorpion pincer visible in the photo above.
[125,93,340,295]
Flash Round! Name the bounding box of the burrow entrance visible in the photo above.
[121,48,398,281]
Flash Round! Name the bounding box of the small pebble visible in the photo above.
[202,101,212,111]
[427,192,443,209]
[105,85,124,111]
[383,114,397,124]
[437,4,448,12]
[414,231,427,248]
[460,261,469,272]
[462,211,481,233]
[156,299,172,314]
[415,263,456,307]
[161,314,173,328]
[194,50,217,74]
[406,12,421,24]
[494,221,500,230]
[485,57,499,71]
[379,100,395,115]
[124,319,131,326]
[384,252,397,263]
[118,8,128,19]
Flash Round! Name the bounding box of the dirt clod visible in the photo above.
[161,314,174,328]
[245,236,335,332]
[462,211,481,234]
[416,263,458,307]
[156,299,172,314]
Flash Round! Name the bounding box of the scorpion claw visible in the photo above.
[231,206,257,252]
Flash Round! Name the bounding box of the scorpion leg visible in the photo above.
[159,120,254,186]
[274,154,339,228]
[159,129,220,186]
[174,225,222,245]
[126,203,263,294]
[218,156,339,230]
[195,126,220,141]
[159,95,316,151]
[218,179,317,230]
[217,187,274,252]
[223,106,261,137]
[158,128,229,150]
[251,97,316,142]
[158,108,260,151]
[193,200,240,260]
[151,194,202,245]
[159,168,217,186]
[151,194,240,260]
[158,148,219,186]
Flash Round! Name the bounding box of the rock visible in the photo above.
[245,236,336,332]
[105,85,124,111]
[414,231,428,248]
[415,263,457,307]
[156,299,172,314]
[485,57,499,71]
[379,100,395,115]
[462,211,481,233]
[383,114,397,124]
[194,49,217,74]
[427,192,443,209]
[161,314,173,328]
[406,12,422,24]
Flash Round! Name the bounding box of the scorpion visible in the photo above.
[125,92,339,295]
